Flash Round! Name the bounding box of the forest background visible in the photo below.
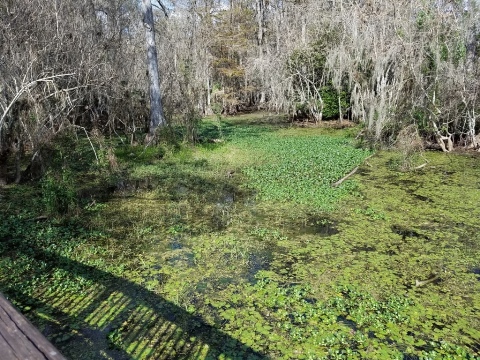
[1,0,480,182]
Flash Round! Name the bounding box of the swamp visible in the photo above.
[2,1,480,358]
[0,114,479,359]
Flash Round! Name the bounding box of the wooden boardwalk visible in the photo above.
[0,293,65,360]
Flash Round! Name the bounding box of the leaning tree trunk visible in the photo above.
[141,0,166,143]
[431,121,453,152]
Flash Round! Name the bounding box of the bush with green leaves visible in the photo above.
[320,84,349,120]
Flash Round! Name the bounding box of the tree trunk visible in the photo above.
[141,0,166,142]
[205,77,213,115]
[432,122,453,152]
[14,139,23,184]
[256,0,267,106]
[256,0,266,49]
[338,95,343,124]
[0,150,8,186]
[466,111,478,149]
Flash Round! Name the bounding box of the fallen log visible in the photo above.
[332,166,359,187]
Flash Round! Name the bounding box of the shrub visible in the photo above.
[41,169,77,215]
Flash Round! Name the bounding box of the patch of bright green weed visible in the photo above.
[238,134,372,209]
[115,144,165,164]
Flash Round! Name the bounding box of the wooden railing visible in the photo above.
[0,293,65,360]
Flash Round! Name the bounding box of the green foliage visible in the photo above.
[115,144,165,165]
[48,133,102,173]
[288,39,350,121]
[240,134,372,210]
[289,47,326,76]
[321,84,349,120]
[41,169,77,215]
[416,10,431,30]
[354,206,388,220]
[453,40,467,65]
[1,115,479,359]
[210,276,445,358]
[37,132,125,215]
[412,108,431,135]
[440,42,450,62]
[211,102,223,115]
[0,211,98,299]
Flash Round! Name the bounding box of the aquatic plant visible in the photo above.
[0,115,478,359]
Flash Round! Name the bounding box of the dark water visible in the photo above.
[472,267,480,281]
[301,216,339,236]
[391,225,429,241]
[246,251,272,283]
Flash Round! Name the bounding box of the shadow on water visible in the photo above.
[301,217,339,236]
[3,246,268,360]
[411,193,433,203]
[403,187,434,203]
[391,225,430,242]
[472,267,480,281]
[196,118,283,144]
[350,245,376,252]
[246,251,272,283]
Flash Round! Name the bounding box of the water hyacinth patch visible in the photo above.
[240,134,372,209]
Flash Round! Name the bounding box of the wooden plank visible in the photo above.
[0,304,44,359]
[0,293,66,360]
[0,329,18,360]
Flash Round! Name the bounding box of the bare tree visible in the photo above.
[1,0,478,186]
[260,0,479,148]
[141,0,167,142]
[0,0,150,183]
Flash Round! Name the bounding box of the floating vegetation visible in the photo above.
[0,116,479,359]
[241,134,372,210]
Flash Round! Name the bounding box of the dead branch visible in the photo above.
[414,163,427,170]
[332,166,359,187]
[0,73,75,131]
[415,274,441,287]
[72,125,99,164]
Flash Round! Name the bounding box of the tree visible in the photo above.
[141,0,167,142]
[0,0,149,183]
[0,0,478,185]
[261,0,480,148]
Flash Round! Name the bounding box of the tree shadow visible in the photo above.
[0,160,268,359]
[3,246,268,360]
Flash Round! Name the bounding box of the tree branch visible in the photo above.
[0,73,75,132]
[332,166,359,187]
[152,1,168,17]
